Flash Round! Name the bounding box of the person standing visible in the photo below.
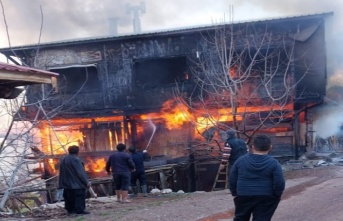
[58,145,91,215]
[225,130,248,166]
[220,130,248,179]
[229,135,285,221]
[128,146,149,197]
[106,143,136,203]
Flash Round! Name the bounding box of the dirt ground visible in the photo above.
[2,165,343,221]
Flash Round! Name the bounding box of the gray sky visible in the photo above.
[0,0,341,47]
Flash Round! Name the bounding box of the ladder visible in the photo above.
[212,163,229,191]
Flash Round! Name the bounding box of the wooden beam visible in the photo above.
[0,70,54,84]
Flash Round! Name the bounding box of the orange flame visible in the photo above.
[84,157,107,173]
[140,100,293,135]
[140,100,194,130]
[39,126,83,155]
[38,116,125,155]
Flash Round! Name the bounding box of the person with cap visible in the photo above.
[106,143,136,203]
[128,146,150,197]
[58,145,91,215]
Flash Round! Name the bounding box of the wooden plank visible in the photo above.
[145,164,176,174]
[197,160,221,165]
[90,125,96,151]
[95,123,110,151]
[0,70,54,84]
[99,184,109,196]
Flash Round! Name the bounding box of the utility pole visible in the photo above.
[126,2,146,34]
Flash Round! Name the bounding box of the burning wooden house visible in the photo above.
[0,12,331,196]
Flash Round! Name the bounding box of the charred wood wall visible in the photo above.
[22,35,196,118]
[4,16,326,119]
[293,21,327,108]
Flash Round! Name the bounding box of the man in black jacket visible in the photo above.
[58,145,91,215]
[229,135,285,221]
[106,143,136,203]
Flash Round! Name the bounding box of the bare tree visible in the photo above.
[0,2,73,213]
[174,14,311,145]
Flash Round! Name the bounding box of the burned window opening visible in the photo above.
[133,56,188,88]
[51,65,100,94]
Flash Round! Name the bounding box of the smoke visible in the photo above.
[0,0,137,46]
[313,105,343,138]
[0,0,238,47]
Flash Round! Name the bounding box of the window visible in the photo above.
[133,56,188,87]
[51,65,100,93]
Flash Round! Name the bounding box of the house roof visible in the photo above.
[0,62,58,99]
[0,12,333,51]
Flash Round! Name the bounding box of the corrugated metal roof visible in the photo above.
[0,12,333,51]
[0,62,58,76]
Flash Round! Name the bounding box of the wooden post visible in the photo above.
[123,116,129,145]
[90,119,97,151]
[159,171,167,190]
[109,123,116,150]
[294,112,300,160]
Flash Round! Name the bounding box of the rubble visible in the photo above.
[284,151,343,171]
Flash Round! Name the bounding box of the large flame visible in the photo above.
[140,99,293,135]
[45,157,107,176]
[38,98,294,176]
[39,125,84,155]
[140,100,194,130]
[38,116,125,155]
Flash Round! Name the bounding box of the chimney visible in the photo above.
[126,2,146,34]
[108,17,119,36]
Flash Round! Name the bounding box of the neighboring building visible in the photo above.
[0,13,331,192]
[0,62,58,99]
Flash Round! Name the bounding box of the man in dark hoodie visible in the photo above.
[58,145,91,215]
[106,143,136,203]
[229,135,285,221]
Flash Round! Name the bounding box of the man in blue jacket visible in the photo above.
[225,130,248,166]
[229,135,285,221]
[106,143,136,203]
[58,145,91,215]
[128,146,149,197]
